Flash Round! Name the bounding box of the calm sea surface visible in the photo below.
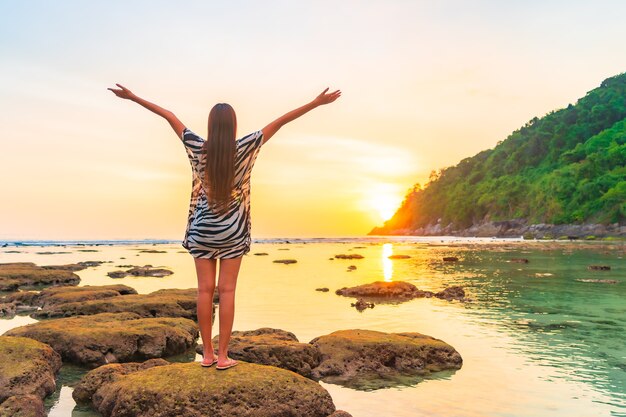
[1,237,624,417]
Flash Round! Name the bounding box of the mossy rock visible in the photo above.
[3,285,137,310]
[31,288,206,320]
[196,328,321,378]
[41,261,106,271]
[309,329,462,389]
[73,358,170,404]
[4,312,198,368]
[0,336,62,403]
[0,394,45,417]
[335,281,433,300]
[0,262,80,292]
[92,361,336,417]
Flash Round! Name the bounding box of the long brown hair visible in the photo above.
[202,103,237,216]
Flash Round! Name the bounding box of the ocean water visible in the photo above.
[1,237,624,417]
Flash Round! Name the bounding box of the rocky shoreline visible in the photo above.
[0,261,466,416]
[370,219,626,239]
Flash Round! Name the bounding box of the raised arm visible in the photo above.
[107,83,185,138]
[261,87,341,144]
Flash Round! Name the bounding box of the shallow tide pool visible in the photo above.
[1,237,624,417]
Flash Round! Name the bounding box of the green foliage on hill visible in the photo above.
[373,72,626,233]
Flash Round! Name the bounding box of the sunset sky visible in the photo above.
[1,0,626,240]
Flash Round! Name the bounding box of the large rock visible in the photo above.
[309,329,462,389]
[92,361,337,417]
[73,359,170,404]
[2,285,137,310]
[0,394,45,417]
[0,336,62,404]
[31,288,207,320]
[336,281,468,304]
[0,262,80,292]
[335,281,433,300]
[4,312,198,368]
[196,328,321,378]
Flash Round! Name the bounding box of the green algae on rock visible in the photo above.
[4,312,198,368]
[196,328,321,378]
[31,288,206,320]
[0,336,62,405]
[73,358,170,404]
[309,329,462,390]
[2,284,137,311]
[0,262,80,292]
[92,361,337,417]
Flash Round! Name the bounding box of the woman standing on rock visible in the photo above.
[108,84,341,369]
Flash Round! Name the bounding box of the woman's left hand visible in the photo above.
[107,83,136,100]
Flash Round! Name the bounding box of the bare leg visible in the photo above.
[216,256,243,366]
[194,257,218,362]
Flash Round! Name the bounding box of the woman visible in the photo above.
[108,84,341,370]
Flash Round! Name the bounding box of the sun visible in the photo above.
[371,194,399,221]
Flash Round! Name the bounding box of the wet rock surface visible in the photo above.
[31,287,206,320]
[73,358,170,404]
[0,336,62,407]
[91,361,337,417]
[196,328,321,378]
[0,262,80,292]
[4,312,198,368]
[309,329,462,389]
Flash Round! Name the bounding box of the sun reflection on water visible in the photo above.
[382,243,393,281]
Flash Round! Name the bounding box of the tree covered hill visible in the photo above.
[370,72,626,236]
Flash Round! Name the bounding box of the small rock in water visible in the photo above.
[347,265,356,271]
[510,258,529,263]
[316,287,330,292]
[388,254,411,259]
[588,265,611,271]
[126,265,173,277]
[273,259,297,264]
[107,270,127,279]
[351,298,374,311]
[334,254,364,259]
[253,252,269,256]
[442,256,459,262]
[434,286,466,301]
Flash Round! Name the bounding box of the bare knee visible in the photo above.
[217,282,235,295]
[198,284,216,297]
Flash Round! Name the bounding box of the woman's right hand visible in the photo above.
[107,83,137,100]
[313,87,341,106]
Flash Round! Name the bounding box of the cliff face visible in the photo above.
[370,72,626,237]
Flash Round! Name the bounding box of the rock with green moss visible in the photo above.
[0,336,62,405]
[0,303,16,318]
[196,328,321,378]
[92,361,337,417]
[0,262,80,292]
[2,285,137,310]
[0,394,45,417]
[309,329,462,389]
[73,358,170,404]
[31,288,206,320]
[4,312,198,368]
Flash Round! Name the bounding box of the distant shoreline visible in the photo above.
[369,220,626,240]
[2,234,625,248]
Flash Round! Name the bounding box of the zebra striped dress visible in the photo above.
[179,127,264,259]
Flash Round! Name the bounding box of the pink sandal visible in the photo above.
[216,357,238,370]
[200,355,218,367]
